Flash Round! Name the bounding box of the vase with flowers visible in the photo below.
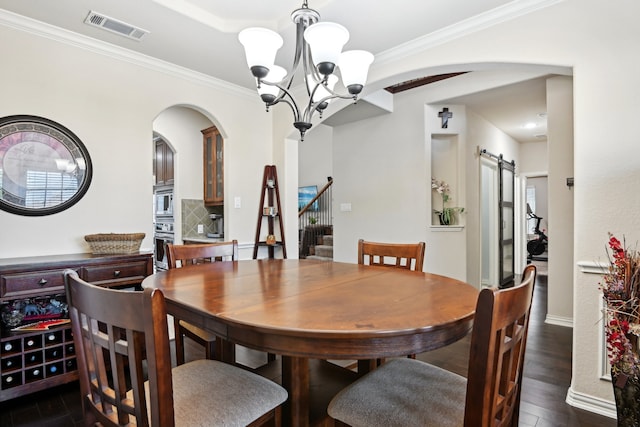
[601,234,640,426]
[431,177,464,225]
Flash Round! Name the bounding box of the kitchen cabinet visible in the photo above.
[155,138,174,186]
[202,126,223,206]
[0,252,153,402]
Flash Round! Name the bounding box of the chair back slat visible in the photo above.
[167,240,238,268]
[64,269,174,427]
[357,239,426,271]
[464,264,536,427]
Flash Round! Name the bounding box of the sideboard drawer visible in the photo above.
[1,270,67,299]
[82,261,148,287]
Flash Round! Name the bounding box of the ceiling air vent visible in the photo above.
[84,11,149,41]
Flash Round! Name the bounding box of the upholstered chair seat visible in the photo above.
[328,358,465,427]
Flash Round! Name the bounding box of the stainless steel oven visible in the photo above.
[154,221,174,271]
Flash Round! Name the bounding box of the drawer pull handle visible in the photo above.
[38,278,48,286]
[114,270,121,277]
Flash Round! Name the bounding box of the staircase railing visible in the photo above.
[298,177,333,258]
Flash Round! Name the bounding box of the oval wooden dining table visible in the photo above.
[142,259,478,427]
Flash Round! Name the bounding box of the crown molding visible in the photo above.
[0,1,565,99]
[0,8,255,99]
[375,0,566,66]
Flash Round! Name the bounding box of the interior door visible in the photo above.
[499,158,515,287]
[480,159,498,287]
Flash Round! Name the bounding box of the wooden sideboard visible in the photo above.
[0,252,153,402]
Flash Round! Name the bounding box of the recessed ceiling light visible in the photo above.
[524,122,537,129]
[537,112,547,119]
[534,134,547,139]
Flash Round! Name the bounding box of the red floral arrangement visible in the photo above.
[602,234,640,384]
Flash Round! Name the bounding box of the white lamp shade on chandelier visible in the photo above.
[238,1,374,140]
[303,22,349,75]
[238,27,283,77]
[339,50,374,94]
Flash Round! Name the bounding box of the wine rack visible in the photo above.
[1,325,77,399]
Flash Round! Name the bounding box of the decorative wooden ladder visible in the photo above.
[253,165,287,259]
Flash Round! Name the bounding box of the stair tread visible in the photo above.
[306,255,333,261]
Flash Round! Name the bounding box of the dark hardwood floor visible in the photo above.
[0,265,617,426]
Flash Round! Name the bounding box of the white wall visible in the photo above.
[332,87,428,267]
[520,140,548,174]
[0,23,273,258]
[298,124,333,189]
[546,76,574,326]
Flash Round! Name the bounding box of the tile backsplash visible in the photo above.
[181,199,222,236]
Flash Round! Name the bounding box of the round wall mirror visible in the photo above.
[0,115,93,216]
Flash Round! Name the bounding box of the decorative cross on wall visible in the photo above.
[438,107,453,128]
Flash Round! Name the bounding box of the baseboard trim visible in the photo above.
[565,386,616,419]
[544,314,573,328]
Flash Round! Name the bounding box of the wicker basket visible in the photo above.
[84,233,145,254]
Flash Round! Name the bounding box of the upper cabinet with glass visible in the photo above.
[0,115,92,216]
[202,126,223,206]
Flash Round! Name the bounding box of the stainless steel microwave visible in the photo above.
[154,190,173,218]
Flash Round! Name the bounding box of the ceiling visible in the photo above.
[443,77,549,143]
[0,0,552,142]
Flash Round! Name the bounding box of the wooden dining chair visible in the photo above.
[63,269,287,427]
[167,241,276,367]
[167,240,239,268]
[166,241,237,365]
[357,239,426,271]
[328,264,537,427]
[357,238,426,364]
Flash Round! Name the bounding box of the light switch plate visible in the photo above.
[234,196,241,208]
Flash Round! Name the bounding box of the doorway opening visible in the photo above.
[525,175,548,263]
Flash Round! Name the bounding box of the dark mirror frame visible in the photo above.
[0,115,93,216]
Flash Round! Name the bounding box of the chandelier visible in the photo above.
[238,1,374,141]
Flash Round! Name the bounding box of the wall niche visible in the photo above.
[431,134,462,227]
